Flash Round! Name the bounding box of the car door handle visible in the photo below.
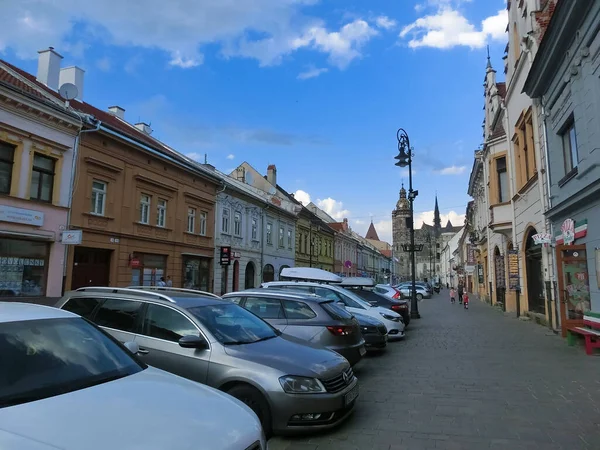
[137,348,149,354]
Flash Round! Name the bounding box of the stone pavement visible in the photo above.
[268,293,600,450]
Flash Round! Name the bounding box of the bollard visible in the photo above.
[515,286,521,318]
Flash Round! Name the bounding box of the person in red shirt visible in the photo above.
[463,292,469,309]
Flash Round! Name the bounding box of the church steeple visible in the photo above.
[434,194,441,234]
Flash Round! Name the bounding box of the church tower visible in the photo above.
[433,194,442,236]
[392,184,411,281]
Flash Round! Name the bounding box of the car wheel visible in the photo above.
[227,384,273,438]
[416,293,423,300]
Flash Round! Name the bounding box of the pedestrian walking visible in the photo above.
[449,287,456,304]
[166,276,173,287]
[457,283,464,304]
[463,292,469,310]
[157,277,166,287]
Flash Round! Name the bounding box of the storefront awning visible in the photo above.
[0,230,55,241]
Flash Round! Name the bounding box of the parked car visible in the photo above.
[353,312,388,350]
[351,288,410,326]
[0,302,265,450]
[395,283,432,300]
[56,287,359,437]
[373,284,403,300]
[222,289,367,365]
[263,270,405,339]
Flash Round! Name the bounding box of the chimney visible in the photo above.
[135,122,153,135]
[36,47,63,90]
[58,66,85,100]
[108,106,125,120]
[236,167,246,183]
[343,218,348,231]
[267,164,277,186]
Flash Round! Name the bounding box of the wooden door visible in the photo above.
[557,245,591,337]
[72,248,111,289]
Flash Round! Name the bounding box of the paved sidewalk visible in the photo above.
[268,294,600,450]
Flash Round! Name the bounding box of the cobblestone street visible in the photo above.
[268,294,600,450]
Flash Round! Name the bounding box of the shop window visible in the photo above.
[279,225,284,248]
[140,194,151,224]
[130,253,166,286]
[266,223,273,245]
[157,199,167,228]
[183,257,210,291]
[0,239,48,297]
[234,211,242,236]
[222,208,230,234]
[30,154,55,202]
[561,119,578,176]
[187,207,196,233]
[0,141,15,194]
[251,218,258,241]
[199,211,207,236]
[91,180,107,215]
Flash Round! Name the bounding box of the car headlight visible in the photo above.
[279,376,326,394]
[380,312,399,321]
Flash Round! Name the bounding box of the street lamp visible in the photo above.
[395,128,420,319]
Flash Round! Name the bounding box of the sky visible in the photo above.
[0,0,508,243]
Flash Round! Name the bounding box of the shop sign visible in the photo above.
[130,258,141,268]
[478,264,484,284]
[467,245,476,265]
[0,205,44,226]
[220,246,231,265]
[555,219,587,245]
[508,249,519,290]
[531,233,552,246]
[61,230,82,245]
[0,257,45,266]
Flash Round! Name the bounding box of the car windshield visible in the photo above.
[0,317,144,408]
[188,303,277,345]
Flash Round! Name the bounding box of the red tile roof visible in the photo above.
[381,249,392,258]
[365,222,380,240]
[329,222,345,232]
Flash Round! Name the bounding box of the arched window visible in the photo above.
[245,261,256,289]
[263,264,275,282]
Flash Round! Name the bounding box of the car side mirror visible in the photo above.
[179,335,209,349]
[123,341,140,355]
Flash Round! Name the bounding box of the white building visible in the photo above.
[440,226,465,289]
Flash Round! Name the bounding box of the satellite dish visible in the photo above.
[58,83,79,101]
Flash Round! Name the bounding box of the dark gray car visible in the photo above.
[223,289,367,366]
[56,287,359,437]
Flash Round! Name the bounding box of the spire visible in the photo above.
[365,222,380,241]
[434,195,441,233]
[486,45,492,69]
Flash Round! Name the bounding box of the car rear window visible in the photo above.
[283,300,317,319]
[321,301,353,320]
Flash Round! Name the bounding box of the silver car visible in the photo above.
[222,289,367,365]
[56,287,359,437]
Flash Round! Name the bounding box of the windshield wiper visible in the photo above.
[253,335,276,343]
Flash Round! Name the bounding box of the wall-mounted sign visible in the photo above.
[130,258,141,268]
[467,245,476,265]
[508,249,519,290]
[233,251,241,259]
[531,233,552,245]
[478,264,484,284]
[555,219,587,245]
[0,205,44,226]
[61,230,82,245]
[220,246,232,265]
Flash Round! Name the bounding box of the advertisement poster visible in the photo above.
[508,250,519,290]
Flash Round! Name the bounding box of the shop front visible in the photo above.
[183,255,211,292]
[0,238,49,297]
[130,252,167,286]
[553,218,593,337]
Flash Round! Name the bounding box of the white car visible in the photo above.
[0,303,266,450]
[263,273,405,339]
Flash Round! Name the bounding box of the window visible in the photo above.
[279,225,284,247]
[283,300,316,319]
[142,304,198,342]
[561,120,578,175]
[30,154,55,202]
[226,296,243,305]
[287,229,292,248]
[244,297,285,319]
[0,142,15,194]
[496,157,509,203]
[140,194,151,224]
[262,264,275,282]
[266,222,273,245]
[94,299,143,333]
[187,208,196,233]
[222,208,230,233]
[157,199,167,227]
[62,297,101,319]
[91,181,107,215]
[199,212,207,236]
[251,218,258,240]
[234,211,242,236]
[513,108,537,189]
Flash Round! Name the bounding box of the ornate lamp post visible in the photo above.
[395,128,420,319]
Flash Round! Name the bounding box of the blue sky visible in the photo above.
[0,0,508,242]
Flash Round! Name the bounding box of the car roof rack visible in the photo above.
[235,288,322,299]
[339,277,376,288]
[279,267,343,284]
[74,286,176,303]
[127,286,221,299]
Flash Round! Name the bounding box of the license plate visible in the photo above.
[344,385,359,406]
[359,346,367,356]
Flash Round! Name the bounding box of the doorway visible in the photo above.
[233,260,239,291]
[557,245,591,337]
[525,228,545,314]
[494,247,506,308]
[71,247,111,289]
[245,262,255,289]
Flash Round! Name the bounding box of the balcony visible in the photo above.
[489,203,512,236]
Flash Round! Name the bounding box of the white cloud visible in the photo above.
[294,189,311,205]
[0,1,384,72]
[185,152,203,161]
[96,57,111,71]
[316,197,350,220]
[436,165,466,175]
[375,16,397,30]
[298,66,328,80]
[226,154,235,160]
[415,210,465,228]
[400,7,507,49]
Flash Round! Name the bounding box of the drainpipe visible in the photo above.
[260,203,271,283]
[62,115,100,291]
